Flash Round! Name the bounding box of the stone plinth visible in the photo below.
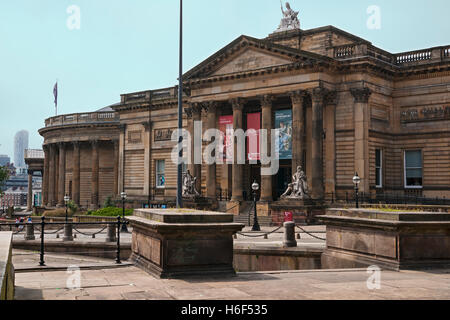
[182,197,218,211]
[127,209,244,278]
[0,232,14,300]
[319,209,450,271]
[270,200,327,225]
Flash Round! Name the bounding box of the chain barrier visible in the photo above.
[35,226,65,235]
[237,225,283,238]
[73,226,107,236]
[295,225,326,241]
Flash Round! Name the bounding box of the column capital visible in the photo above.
[90,140,99,148]
[72,141,80,148]
[310,87,329,104]
[350,87,372,103]
[325,90,338,105]
[57,142,66,148]
[184,107,193,119]
[289,90,307,105]
[142,121,152,131]
[191,103,203,115]
[259,95,275,109]
[202,101,218,114]
[231,98,245,112]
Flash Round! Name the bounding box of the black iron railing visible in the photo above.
[0,216,129,267]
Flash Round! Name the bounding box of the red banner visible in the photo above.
[219,115,233,162]
[247,112,261,161]
[284,212,293,222]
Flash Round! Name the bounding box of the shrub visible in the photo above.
[87,207,133,217]
[43,209,70,217]
[103,196,115,208]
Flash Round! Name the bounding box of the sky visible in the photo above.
[0,0,449,161]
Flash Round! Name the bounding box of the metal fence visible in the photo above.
[0,216,129,267]
[325,192,450,206]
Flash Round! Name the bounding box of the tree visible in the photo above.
[0,166,9,196]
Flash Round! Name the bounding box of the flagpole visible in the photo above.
[176,0,183,209]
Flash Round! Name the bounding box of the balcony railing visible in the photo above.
[45,112,119,128]
[24,149,44,159]
[332,43,450,66]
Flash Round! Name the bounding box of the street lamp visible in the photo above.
[353,173,361,209]
[120,192,128,233]
[64,195,70,222]
[251,181,260,232]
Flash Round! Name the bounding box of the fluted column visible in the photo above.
[27,170,33,211]
[43,145,49,207]
[72,141,80,206]
[260,95,274,202]
[113,139,119,198]
[192,104,202,195]
[184,107,194,175]
[290,90,306,172]
[90,140,99,209]
[203,102,218,199]
[57,142,66,207]
[324,92,338,195]
[47,144,55,207]
[311,87,327,200]
[231,98,244,201]
[351,87,372,193]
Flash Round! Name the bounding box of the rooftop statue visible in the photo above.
[275,1,300,32]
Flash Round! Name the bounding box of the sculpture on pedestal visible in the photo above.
[281,166,310,200]
[182,170,200,198]
[275,1,300,32]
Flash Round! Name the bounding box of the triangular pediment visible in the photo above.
[211,48,294,76]
[183,35,327,80]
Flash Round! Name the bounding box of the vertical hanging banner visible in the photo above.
[219,115,234,162]
[247,112,261,161]
[275,109,293,160]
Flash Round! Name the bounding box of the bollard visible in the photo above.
[39,217,45,266]
[297,233,301,240]
[63,223,74,242]
[74,234,77,239]
[106,223,117,242]
[264,234,268,239]
[116,216,122,264]
[25,223,35,241]
[56,233,60,239]
[283,221,297,248]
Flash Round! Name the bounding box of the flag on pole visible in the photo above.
[53,81,58,115]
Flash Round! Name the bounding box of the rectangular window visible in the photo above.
[404,150,423,188]
[156,160,165,188]
[375,149,382,188]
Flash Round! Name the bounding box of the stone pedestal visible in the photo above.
[270,200,327,225]
[319,209,450,270]
[182,196,218,211]
[127,209,244,279]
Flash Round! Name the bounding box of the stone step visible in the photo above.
[233,214,273,227]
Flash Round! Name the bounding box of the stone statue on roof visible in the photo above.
[276,2,300,33]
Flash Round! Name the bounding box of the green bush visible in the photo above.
[87,207,133,217]
[103,196,115,208]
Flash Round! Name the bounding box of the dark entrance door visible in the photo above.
[276,165,292,199]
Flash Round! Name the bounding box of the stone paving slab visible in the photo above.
[14,264,450,300]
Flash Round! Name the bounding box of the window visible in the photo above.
[404,150,423,188]
[375,149,382,188]
[156,160,165,188]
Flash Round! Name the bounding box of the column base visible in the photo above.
[256,201,271,217]
[226,201,241,215]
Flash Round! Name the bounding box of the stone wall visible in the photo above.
[0,232,14,300]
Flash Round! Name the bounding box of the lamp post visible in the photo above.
[353,173,361,209]
[64,195,70,222]
[251,181,260,232]
[120,192,128,233]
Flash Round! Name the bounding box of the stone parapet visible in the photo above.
[0,232,14,300]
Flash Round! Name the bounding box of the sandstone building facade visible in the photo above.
[39,25,450,213]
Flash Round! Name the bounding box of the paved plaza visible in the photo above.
[14,263,450,300]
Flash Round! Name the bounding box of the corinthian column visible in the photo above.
[310,87,326,200]
[43,145,49,207]
[204,102,217,199]
[47,144,55,207]
[260,95,274,202]
[231,98,244,202]
[90,140,99,209]
[57,142,66,207]
[351,87,372,193]
[72,141,80,206]
[290,90,306,173]
[191,103,203,195]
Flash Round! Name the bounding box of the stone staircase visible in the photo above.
[233,214,273,227]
